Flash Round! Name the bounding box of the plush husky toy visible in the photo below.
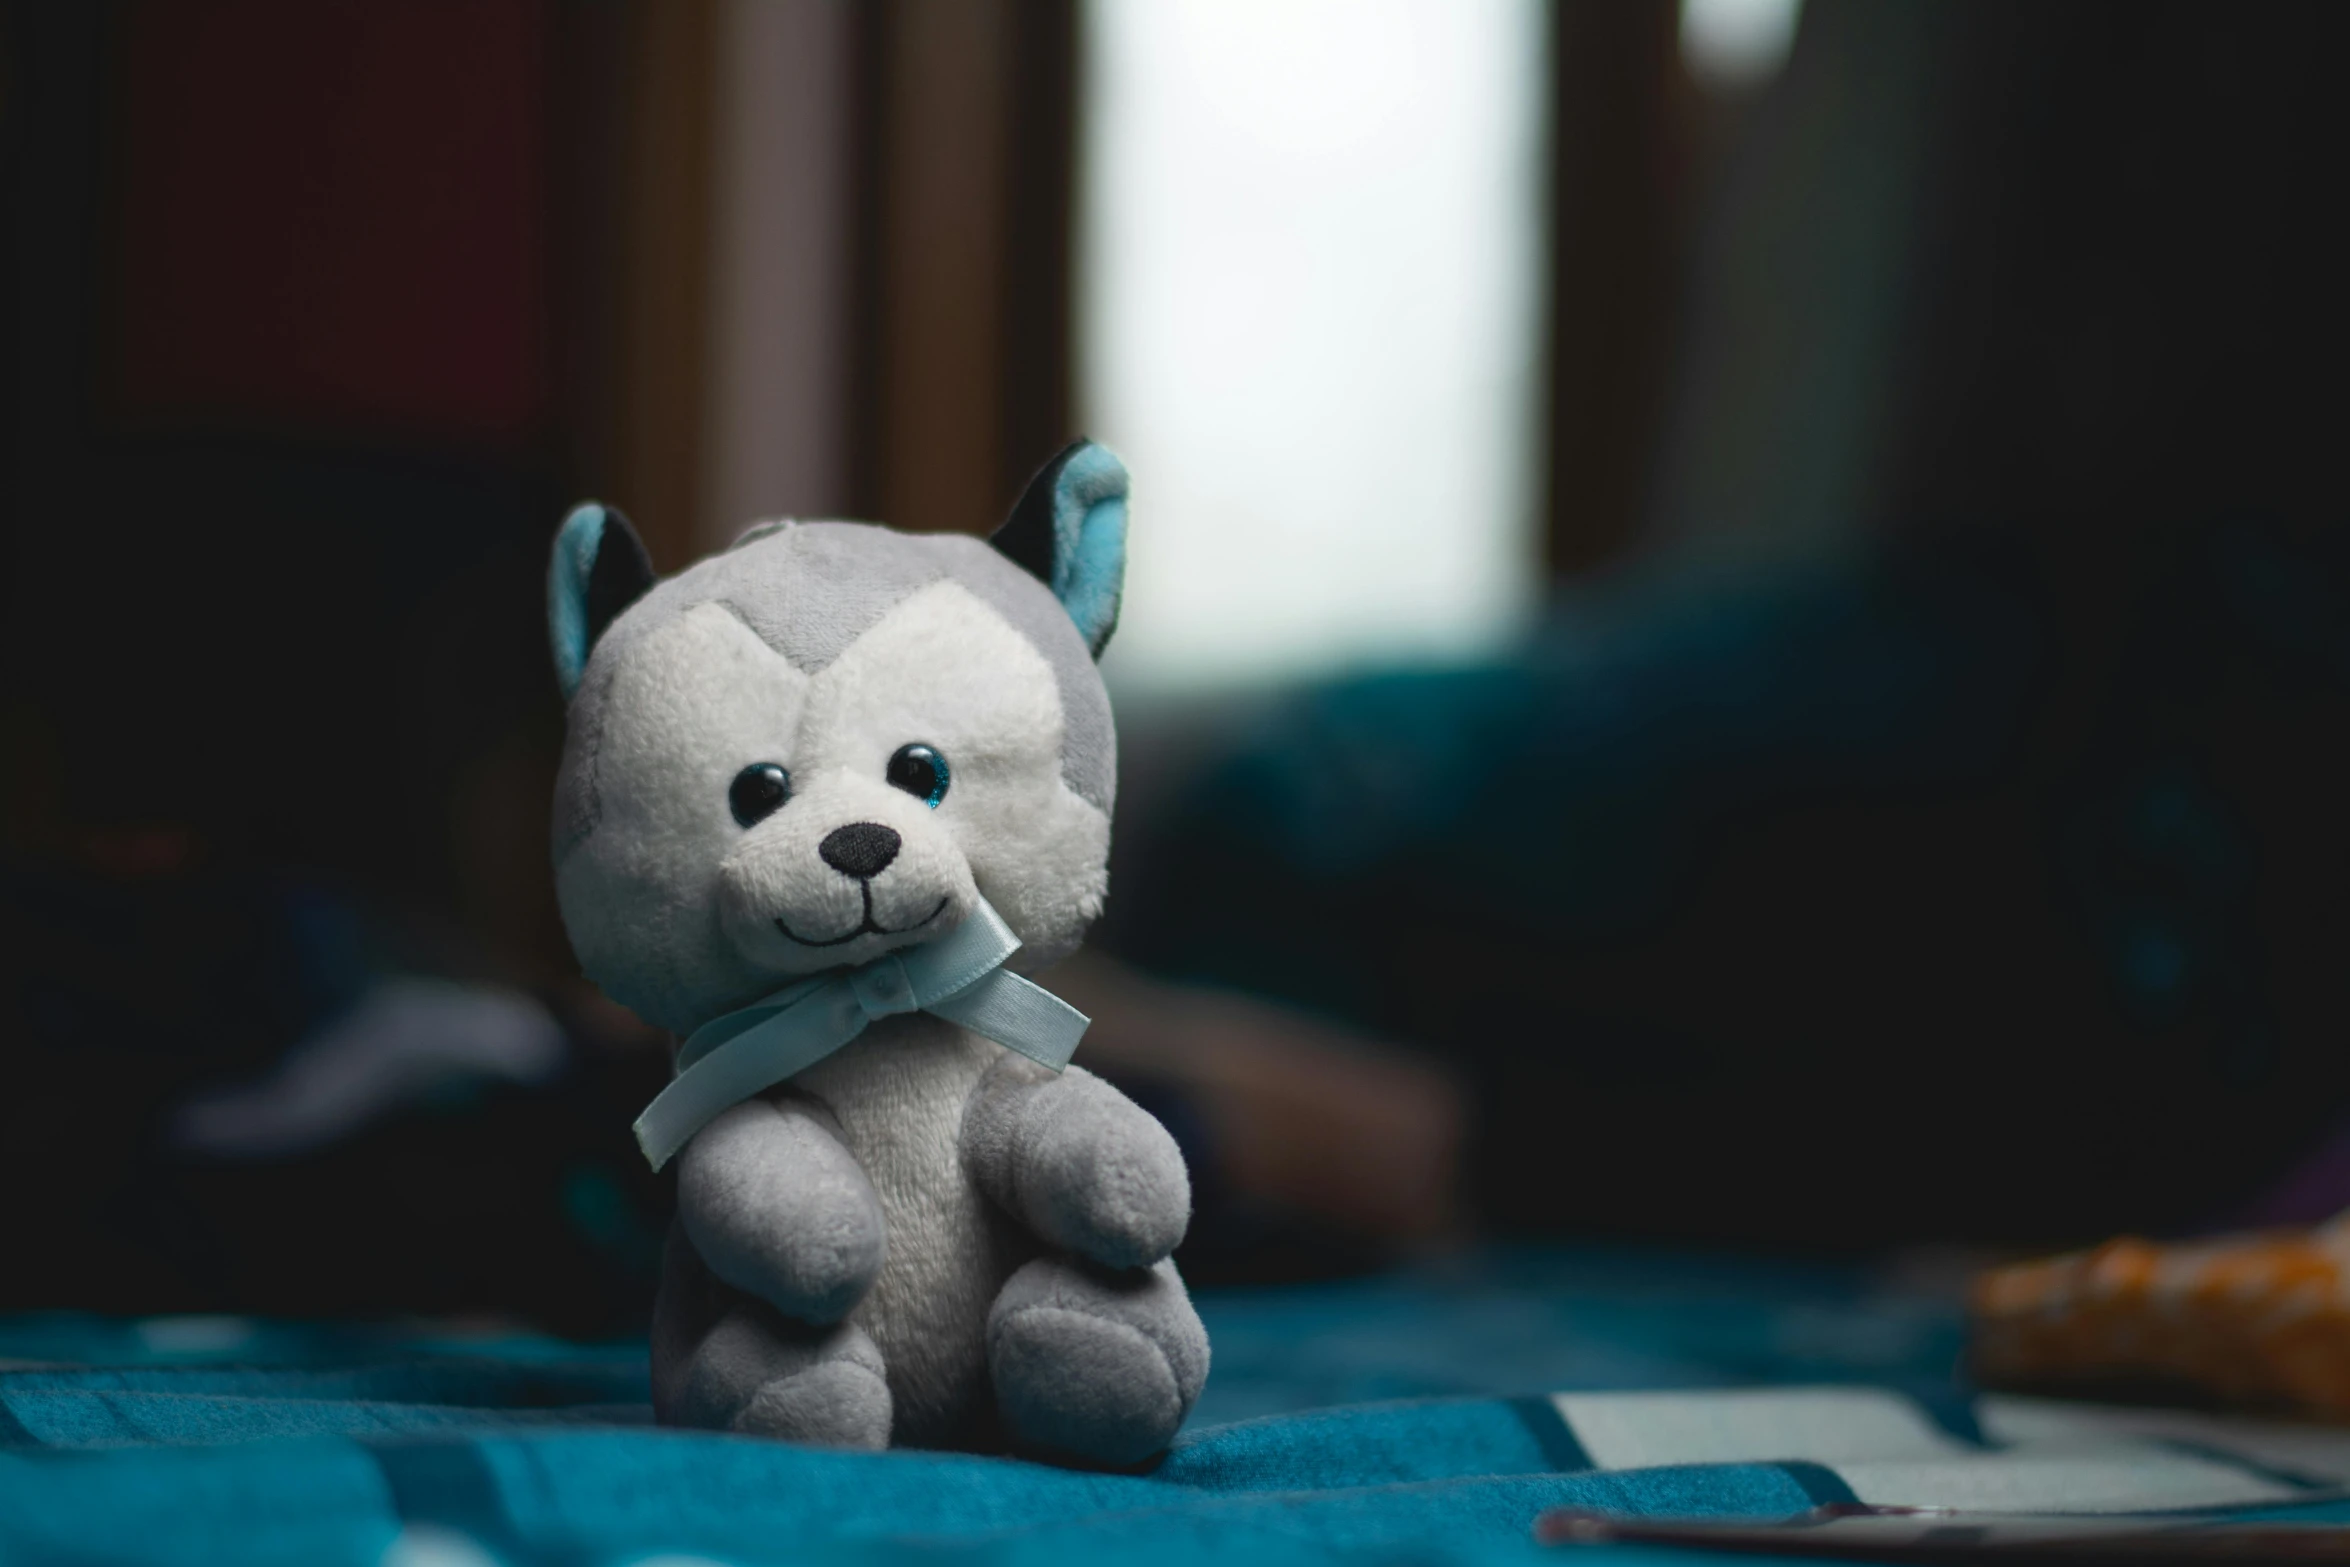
[544,442,1206,1464]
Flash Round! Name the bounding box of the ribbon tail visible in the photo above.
[633,986,868,1171]
[670,974,829,1075]
[926,968,1088,1073]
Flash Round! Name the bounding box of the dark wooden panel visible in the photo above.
[604,0,719,572]
[1544,0,1689,577]
[853,0,1076,535]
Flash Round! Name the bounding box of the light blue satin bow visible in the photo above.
[631,897,1088,1171]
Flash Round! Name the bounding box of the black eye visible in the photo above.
[729,763,791,827]
[886,743,950,808]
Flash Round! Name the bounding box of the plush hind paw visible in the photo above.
[731,1353,892,1449]
[677,1308,893,1450]
[987,1256,1208,1466]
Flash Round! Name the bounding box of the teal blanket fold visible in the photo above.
[9,1250,2350,1566]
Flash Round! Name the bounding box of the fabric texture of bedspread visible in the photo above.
[9,1249,2350,1567]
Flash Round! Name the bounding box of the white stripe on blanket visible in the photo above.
[1551,1385,2347,1513]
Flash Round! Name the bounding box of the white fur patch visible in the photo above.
[559,603,811,1029]
[795,1013,1018,1440]
[791,581,1109,974]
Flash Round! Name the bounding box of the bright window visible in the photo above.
[1078,0,1548,693]
[1680,0,1803,87]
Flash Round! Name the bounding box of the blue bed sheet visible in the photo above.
[9,1246,2310,1567]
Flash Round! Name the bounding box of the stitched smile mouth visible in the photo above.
[774,885,950,949]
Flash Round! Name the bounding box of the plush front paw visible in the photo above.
[988,1256,1208,1467]
[679,1099,887,1323]
[1017,1074,1191,1269]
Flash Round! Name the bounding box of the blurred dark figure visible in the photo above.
[1109,1,2350,1252]
[2,845,671,1331]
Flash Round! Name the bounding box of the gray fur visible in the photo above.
[963,1055,1191,1269]
[555,488,1206,1465]
[552,664,610,858]
[989,1256,1209,1466]
[658,1016,1208,1457]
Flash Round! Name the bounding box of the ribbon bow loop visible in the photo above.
[847,954,917,1020]
[631,896,1088,1171]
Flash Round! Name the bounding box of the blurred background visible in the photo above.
[3,0,2345,1335]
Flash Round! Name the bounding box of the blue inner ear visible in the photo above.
[1048,443,1130,658]
[548,503,610,700]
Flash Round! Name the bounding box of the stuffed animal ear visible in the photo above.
[548,502,656,700]
[992,439,1128,659]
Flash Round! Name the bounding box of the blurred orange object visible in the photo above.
[1971,1218,2350,1418]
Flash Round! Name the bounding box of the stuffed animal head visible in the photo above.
[546,442,1127,1035]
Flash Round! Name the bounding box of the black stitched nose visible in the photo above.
[819,822,900,879]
